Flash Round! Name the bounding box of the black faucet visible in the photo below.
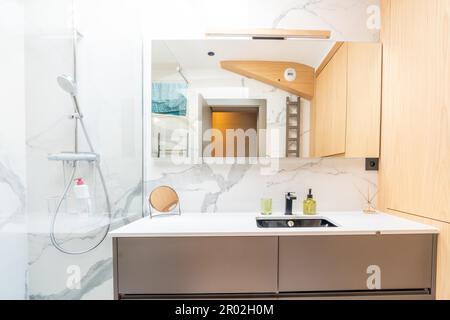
[285,192,297,215]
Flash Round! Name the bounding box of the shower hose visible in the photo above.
[50,116,112,255]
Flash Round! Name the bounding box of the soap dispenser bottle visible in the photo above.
[74,178,92,215]
[303,189,317,216]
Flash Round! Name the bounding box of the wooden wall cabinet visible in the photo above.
[311,42,382,158]
[312,43,348,157]
[346,43,382,158]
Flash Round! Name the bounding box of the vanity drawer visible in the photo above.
[278,235,434,293]
[116,237,278,295]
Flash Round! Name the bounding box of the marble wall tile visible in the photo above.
[146,158,377,215]
[27,232,114,300]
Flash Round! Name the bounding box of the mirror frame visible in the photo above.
[148,185,181,218]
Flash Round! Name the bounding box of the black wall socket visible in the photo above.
[365,158,379,171]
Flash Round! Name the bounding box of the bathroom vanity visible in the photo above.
[110,212,438,300]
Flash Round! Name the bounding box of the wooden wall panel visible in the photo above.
[379,0,450,223]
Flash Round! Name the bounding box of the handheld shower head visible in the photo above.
[57,75,77,96]
[57,74,82,116]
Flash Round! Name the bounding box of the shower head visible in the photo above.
[57,75,77,96]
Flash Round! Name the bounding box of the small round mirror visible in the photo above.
[149,186,180,213]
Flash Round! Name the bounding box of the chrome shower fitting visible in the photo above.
[50,75,112,255]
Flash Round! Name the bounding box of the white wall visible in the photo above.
[0,0,28,300]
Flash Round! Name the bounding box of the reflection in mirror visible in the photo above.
[150,40,381,160]
[211,110,257,157]
[149,186,181,217]
[202,99,267,158]
[151,81,189,158]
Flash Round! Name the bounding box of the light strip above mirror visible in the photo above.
[206,28,331,40]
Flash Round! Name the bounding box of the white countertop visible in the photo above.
[109,211,439,238]
[0,213,141,235]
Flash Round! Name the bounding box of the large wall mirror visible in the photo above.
[149,39,381,161]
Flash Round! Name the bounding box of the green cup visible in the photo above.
[261,198,273,216]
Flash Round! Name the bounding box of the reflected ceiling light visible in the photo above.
[284,68,297,82]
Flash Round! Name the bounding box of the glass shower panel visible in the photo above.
[24,0,143,299]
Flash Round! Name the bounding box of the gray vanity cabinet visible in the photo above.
[278,235,434,293]
[114,237,278,296]
[113,234,436,299]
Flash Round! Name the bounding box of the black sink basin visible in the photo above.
[256,217,337,228]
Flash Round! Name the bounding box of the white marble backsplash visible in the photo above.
[146,158,377,215]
